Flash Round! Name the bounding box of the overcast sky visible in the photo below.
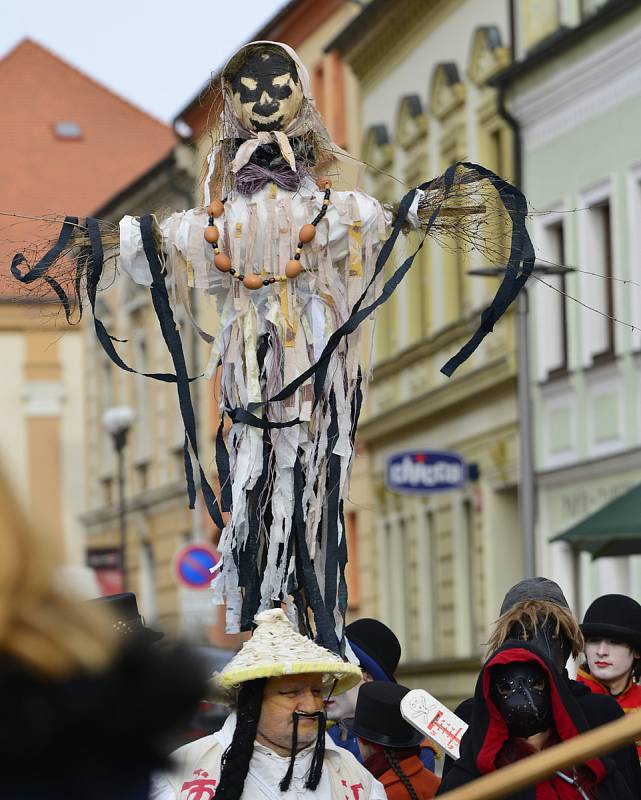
[0,0,289,123]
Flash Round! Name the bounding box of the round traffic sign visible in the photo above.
[174,544,219,589]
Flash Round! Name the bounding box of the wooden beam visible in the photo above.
[440,709,641,800]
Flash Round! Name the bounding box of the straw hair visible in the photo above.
[0,464,116,678]
[485,600,584,660]
[216,609,361,693]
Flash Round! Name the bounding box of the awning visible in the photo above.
[551,482,641,558]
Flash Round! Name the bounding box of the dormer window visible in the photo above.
[53,121,82,140]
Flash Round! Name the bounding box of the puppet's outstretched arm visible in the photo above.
[385,161,534,376]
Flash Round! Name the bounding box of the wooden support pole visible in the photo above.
[440,709,641,800]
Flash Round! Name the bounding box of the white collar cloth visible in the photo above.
[150,712,386,800]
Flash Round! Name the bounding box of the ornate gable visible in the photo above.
[362,123,394,171]
[468,26,510,87]
[430,62,465,120]
[396,94,428,149]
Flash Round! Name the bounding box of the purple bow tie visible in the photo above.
[234,161,308,196]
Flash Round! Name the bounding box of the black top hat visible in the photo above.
[343,681,423,749]
[345,618,401,682]
[581,594,641,653]
[89,592,164,642]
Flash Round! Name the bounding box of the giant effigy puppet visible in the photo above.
[9,42,533,653]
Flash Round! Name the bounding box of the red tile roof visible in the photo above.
[0,38,177,299]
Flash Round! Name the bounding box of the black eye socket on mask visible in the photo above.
[230,52,299,104]
[495,677,515,697]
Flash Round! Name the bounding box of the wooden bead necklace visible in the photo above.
[203,178,332,290]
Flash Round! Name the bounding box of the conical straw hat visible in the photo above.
[216,609,361,694]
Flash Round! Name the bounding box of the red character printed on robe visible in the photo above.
[341,778,364,799]
[181,769,217,800]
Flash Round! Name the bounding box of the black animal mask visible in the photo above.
[491,661,552,739]
[228,49,303,132]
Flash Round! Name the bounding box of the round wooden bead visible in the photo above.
[285,259,303,279]
[316,176,333,189]
[214,252,231,272]
[299,224,316,244]
[207,199,225,218]
[243,274,264,290]
[204,225,219,243]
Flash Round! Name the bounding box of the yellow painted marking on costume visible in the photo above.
[280,281,298,345]
[348,220,363,277]
[244,309,261,405]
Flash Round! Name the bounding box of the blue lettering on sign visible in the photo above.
[386,451,466,494]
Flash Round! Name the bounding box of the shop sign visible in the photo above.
[86,547,123,595]
[386,450,466,494]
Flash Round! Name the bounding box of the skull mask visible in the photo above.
[226,46,304,132]
[491,661,552,739]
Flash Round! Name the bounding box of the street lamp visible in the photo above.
[467,262,574,578]
[102,405,135,591]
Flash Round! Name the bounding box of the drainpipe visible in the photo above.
[497,0,536,578]
[498,0,522,190]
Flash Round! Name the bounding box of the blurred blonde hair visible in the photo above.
[485,599,584,661]
[0,465,116,678]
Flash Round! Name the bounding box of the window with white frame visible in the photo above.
[586,199,615,361]
[538,220,569,377]
[100,358,115,475]
[133,330,151,461]
[385,514,409,658]
[139,540,157,623]
[465,497,485,654]
[627,168,641,352]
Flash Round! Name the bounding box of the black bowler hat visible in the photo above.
[89,592,164,642]
[581,594,641,653]
[345,618,401,682]
[343,682,423,748]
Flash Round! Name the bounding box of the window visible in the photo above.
[100,359,114,475]
[53,121,82,140]
[100,476,113,506]
[134,333,151,460]
[465,497,485,654]
[139,541,157,623]
[587,200,615,361]
[540,221,569,377]
[521,0,561,52]
[345,511,360,610]
[580,0,610,18]
[312,61,325,120]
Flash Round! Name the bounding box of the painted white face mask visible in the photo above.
[226,47,304,133]
[585,638,636,688]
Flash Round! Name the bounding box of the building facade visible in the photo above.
[498,0,641,616]
[329,0,526,705]
[79,144,215,636]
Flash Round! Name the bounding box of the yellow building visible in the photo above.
[329,0,525,705]
[0,39,176,581]
[79,144,213,636]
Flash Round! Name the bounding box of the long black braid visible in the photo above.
[279,711,326,792]
[383,748,420,800]
[216,678,266,800]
